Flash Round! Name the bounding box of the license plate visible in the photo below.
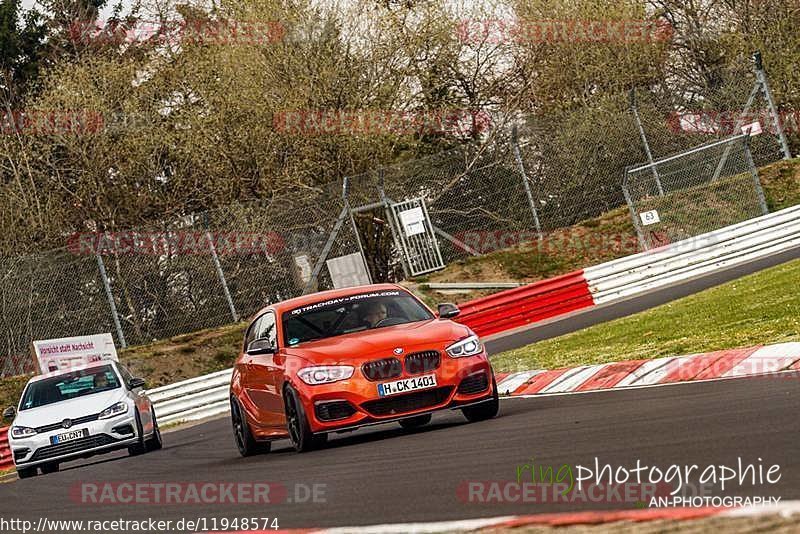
[51,428,88,444]
[378,373,437,397]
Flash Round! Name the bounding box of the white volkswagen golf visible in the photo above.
[3,361,162,478]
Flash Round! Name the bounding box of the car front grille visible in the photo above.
[404,351,441,375]
[315,400,357,422]
[361,386,453,417]
[35,413,100,433]
[29,434,118,462]
[362,358,402,381]
[457,372,489,395]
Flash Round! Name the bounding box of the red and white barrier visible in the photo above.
[456,205,800,338]
[496,342,800,396]
[0,425,12,471]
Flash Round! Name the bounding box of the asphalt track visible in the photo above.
[0,247,798,531]
[0,378,798,530]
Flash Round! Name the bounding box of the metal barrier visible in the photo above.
[584,204,800,303]
[149,369,232,426]
[454,270,594,336]
[0,426,12,470]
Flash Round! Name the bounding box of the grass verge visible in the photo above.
[491,258,800,373]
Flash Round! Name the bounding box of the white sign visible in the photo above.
[640,210,661,226]
[32,333,118,374]
[326,252,371,289]
[398,207,426,237]
[741,121,763,136]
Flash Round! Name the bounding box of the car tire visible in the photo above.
[283,385,318,453]
[461,375,499,422]
[399,414,432,429]
[40,462,59,474]
[128,409,147,456]
[231,397,271,457]
[145,408,163,452]
[16,466,37,479]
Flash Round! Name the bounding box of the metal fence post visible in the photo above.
[511,125,542,238]
[743,135,769,215]
[622,178,647,251]
[630,88,664,196]
[204,230,239,322]
[342,176,373,284]
[95,250,127,348]
[754,51,792,160]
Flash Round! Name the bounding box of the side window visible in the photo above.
[256,312,277,347]
[244,316,263,350]
[117,364,134,389]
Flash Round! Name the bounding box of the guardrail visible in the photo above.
[584,204,800,303]
[0,426,12,470]
[149,368,232,426]
[455,271,593,336]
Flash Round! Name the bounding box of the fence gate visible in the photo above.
[388,198,445,277]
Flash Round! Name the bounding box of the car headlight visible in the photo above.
[446,334,483,358]
[10,426,36,439]
[98,402,129,419]
[297,366,354,385]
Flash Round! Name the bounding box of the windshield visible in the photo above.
[19,364,121,410]
[283,290,433,346]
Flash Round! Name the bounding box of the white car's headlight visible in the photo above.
[10,426,36,439]
[446,335,483,358]
[298,366,354,385]
[98,402,129,419]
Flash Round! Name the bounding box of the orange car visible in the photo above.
[229,283,498,455]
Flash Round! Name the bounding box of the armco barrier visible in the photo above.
[149,368,232,426]
[0,426,12,470]
[584,204,800,303]
[454,270,593,336]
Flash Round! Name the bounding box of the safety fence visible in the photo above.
[148,369,232,426]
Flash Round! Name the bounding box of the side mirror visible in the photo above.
[128,377,146,390]
[247,338,277,356]
[437,303,460,319]
[3,406,16,421]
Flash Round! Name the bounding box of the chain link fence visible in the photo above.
[0,53,794,376]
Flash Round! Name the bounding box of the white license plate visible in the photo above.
[51,429,88,444]
[378,373,437,397]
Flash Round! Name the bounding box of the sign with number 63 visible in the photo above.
[640,210,661,226]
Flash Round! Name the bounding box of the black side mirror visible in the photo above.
[3,406,16,421]
[247,338,277,355]
[437,303,460,319]
[129,377,146,390]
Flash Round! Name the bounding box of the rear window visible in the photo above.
[19,365,121,410]
[283,290,433,346]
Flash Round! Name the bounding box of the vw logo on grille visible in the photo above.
[393,347,404,355]
[62,419,72,429]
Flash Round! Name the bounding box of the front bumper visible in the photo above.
[297,353,495,433]
[10,412,141,468]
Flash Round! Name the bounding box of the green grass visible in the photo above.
[492,258,800,373]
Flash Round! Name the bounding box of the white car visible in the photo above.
[3,361,162,478]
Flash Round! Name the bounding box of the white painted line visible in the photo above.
[724,343,800,378]
[539,364,606,393]
[496,370,543,395]
[614,357,676,387]
[322,515,515,533]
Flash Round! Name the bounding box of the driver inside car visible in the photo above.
[360,301,388,328]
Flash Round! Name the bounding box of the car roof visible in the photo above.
[27,360,118,383]
[256,283,407,319]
